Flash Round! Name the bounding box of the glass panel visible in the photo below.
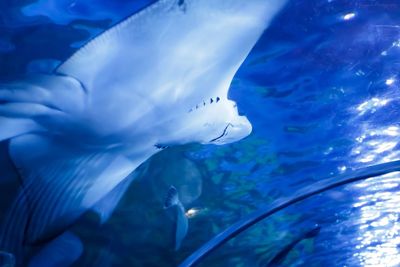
[196,172,400,267]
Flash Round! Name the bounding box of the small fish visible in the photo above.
[164,186,188,251]
[164,186,179,209]
[266,225,321,267]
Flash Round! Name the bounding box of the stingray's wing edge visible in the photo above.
[55,0,288,108]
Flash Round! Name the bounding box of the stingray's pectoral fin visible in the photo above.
[1,134,142,253]
[0,74,86,143]
[28,231,83,267]
[0,117,41,142]
[91,174,135,224]
[56,0,288,116]
[164,186,189,251]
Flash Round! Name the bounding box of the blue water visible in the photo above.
[1,0,400,266]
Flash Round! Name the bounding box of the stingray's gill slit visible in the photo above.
[188,96,221,113]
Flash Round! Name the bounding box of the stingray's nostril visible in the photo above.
[216,97,220,103]
[210,98,214,103]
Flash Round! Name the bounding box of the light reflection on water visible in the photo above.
[356,98,389,116]
[348,61,400,266]
[350,116,400,266]
[351,124,399,164]
[351,173,400,267]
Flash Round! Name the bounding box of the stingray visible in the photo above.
[0,0,287,265]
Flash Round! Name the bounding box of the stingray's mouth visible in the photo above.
[208,115,252,145]
[209,123,233,143]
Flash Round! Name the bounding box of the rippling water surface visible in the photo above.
[1,0,400,266]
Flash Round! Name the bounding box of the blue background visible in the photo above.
[1,0,400,266]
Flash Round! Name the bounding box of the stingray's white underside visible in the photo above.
[0,0,287,262]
